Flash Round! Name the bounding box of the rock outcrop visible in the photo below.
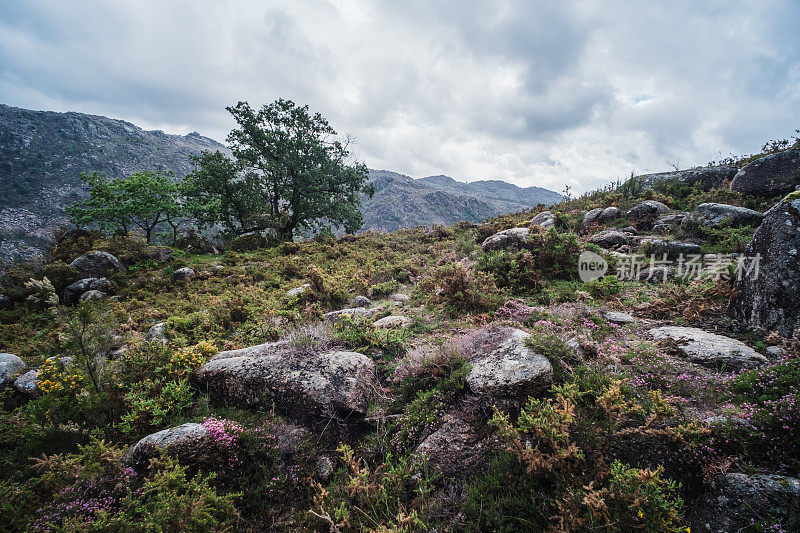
[0,353,26,390]
[481,227,530,252]
[63,277,112,305]
[648,326,766,369]
[122,423,216,469]
[635,165,739,190]
[528,210,556,228]
[730,150,800,196]
[466,328,553,398]
[414,414,488,477]
[693,202,764,227]
[373,315,411,328]
[690,473,800,533]
[588,230,632,249]
[731,196,800,337]
[194,349,378,422]
[70,251,125,279]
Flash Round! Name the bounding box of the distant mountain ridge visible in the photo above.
[0,105,562,263]
[364,170,562,232]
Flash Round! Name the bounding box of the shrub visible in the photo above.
[416,261,504,316]
[523,227,583,280]
[476,250,539,294]
[42,261,79,293]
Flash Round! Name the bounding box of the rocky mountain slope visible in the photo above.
[0,105,561,263]
[1,143,799,531]
[0,104,227,264]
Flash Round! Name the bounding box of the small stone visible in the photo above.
[315,456,335,482]
[323,307,367,322]
[373,315,411,328]
[144,322,168,344]
[286,283,311,297]
[80,289,107,302]
[603,311,635,324]
[352,295,372,307]
[172,267,196,281]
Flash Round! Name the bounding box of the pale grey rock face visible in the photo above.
[172,267,196,281]
[207,340,291,362]
[731,197,800,337]
[648,326,766,369]
[194,349,378,422]
[13,369,40,397]
[0,353,26,390]
[588,230,631,249]
[414,414,488,477]
[529,210,556,228]
[481,227,530,252]
[70,251,125,279]
[80,289,107,302]
[323,307,367,322]
[730,149,800,196]
[352,295,372,308]
[390,293,410,303]
[694,202,764,227]
[122,423,215,469]
[372,315,411,328]
[603,311,635,324]
[627,200,670,229]
[635,165,738,190]
[144,322,168,344]
[690,473,800,533]
[286,283,311,297]
[63,277,112,305]
[640,238,702,258]
[466,328,553,398]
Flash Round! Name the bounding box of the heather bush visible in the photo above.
[476,250,539,294]
[415,261,505,316]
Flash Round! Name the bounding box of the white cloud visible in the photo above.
[0,0,798,193]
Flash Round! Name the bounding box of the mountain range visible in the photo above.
[0,105,561,263]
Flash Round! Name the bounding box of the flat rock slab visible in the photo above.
[0,353,25,390]
[373,315,410,328]
[690,473,800,533]
[648,326,766,369]
[603,311,635,324]
[194,350,378,422]
[70,251,125,279]
[466,328,553,398]
[323,307,367,322]
[414,414,488,477]
[122,422,215,469]
[481,227,530,252]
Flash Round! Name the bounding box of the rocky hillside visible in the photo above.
[0,105,562,264]
[0,143,798,531]
[0,105,227,264]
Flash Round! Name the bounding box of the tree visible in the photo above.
[184,98,372,241]
[67,170,184,243]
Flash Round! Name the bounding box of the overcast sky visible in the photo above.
[1,1,799,193]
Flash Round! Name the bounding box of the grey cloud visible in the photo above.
[0,0,798,193]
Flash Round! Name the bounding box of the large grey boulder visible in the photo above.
[730,149,800,196]
[0,353,26,390]
[582,207,622,231]
[652,213,689,234]
[466,328,553,398]
[731,196,800,337]
[627,200,670,229]
[144,322,169,344]
[324,307,368,322]
[481,227,530,252]
[63,277,112,305]
[640,238,701,258]
[635,165,739,190]
[172,267,196,281]
[588,230,632,249]
[70,251,125,279]
[648,326,766,369]
[690,473,800,533]
[694,202,764,227]
[414,414,489,477]
[373,315,411,328]
[122,423,216,469]
[194,349,378,422]
[13,369,40,397]
[528,210,556,228]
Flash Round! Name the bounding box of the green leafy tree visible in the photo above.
[183,98,372,241]
[67,170,184,243]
